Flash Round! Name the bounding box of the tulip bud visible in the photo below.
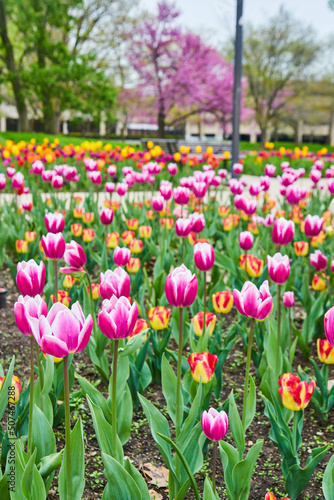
[233,281,273,320]
[100,267,130,299]
[304,214,324,238]
[126,257,141,273]
[106,232,120,248]
[14,295,48,336]
[212,291,233,314]
[324,306,334,346]
[147,306,171,330]
[267,253,290,284]
[192,312,217,337]
[188,352,218,383]
[113,246,131,266]
[100,208,114,226]
[83,228,95,243]
[0,376,22,404]
[278,373,315,411]
[98,296,138,340]
[283,291,295,308]
[194,242,215,271]
[317,338,334,364]
[272,218,295,246]
[165,264,198,308]
[41,232,65,260]
[45,212,65,233]
[310,250,327,272]
[64,241,87,270]
[16,260,46,297]
[293,241,308,257]
[239,231,254,251]
[201,408,228,441]
[126,218,139,231]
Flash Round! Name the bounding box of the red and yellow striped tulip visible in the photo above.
[0,375,22,404]
[278,373,315,411]
[122,230,135,245]
[129,239,143,254]
[317,338,334,364]
[311,231,326,248]
[192,312,217,337]
[212,291,233,314]
[73,208,83,218]
[139,225,152,239]
[63,275,76,289]
[126,218,139,231]
[126,257,140,273]
[147,306,171,330]
[160,218,174,230]
[312,274,327,291]
[83,228,95,243]
[25,231,37,243]
[83,212,94,224]
[146,210,154,220]
[51,290,71,307]
[129,318,149,339]
[239,254,264,278]
[188,352,218,383]
[293,241,308,256]
[71,223,82,237]
[87,283,100,300]
[106,232,120,249]
[16,240,28,253]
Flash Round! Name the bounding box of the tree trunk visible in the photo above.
[328,110,334,147]
[260,126,269,144]
[158,111,166,138]
[0,0,29,131]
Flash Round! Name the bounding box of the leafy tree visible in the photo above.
[242,7,320,143]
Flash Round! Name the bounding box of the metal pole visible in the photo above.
[231,0,244,173]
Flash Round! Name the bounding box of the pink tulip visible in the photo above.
[331,260,334,273]
[265,164,276,177]
[173,187,190,205]
[165,264,198,308]
[310,169,321,184]
[12,172,24,190]
[310,250,327,272]
[189,213,205,234]
[324,306,334,346]
[249,183,263,197]
[31,160,45,175]
[51,175,64,189]
[63,241,87,269]
[272,217,295,246]
[229,179,244,195]
[193,171,206,183]
[100,208,114,226]
[194,242,215,271]
[41,233,66,260]
[16,260,46,297]
[232,163,243,175]
[84,158,98,171]
[31,302,93,358]
[218,169,227,179]
[175,218,192,238]
[100,267,130,299]
[64,166,77,181]
[105,182,115,193]
[152,196,164,212]
[201,408,228,442]
[45,212,65,233]
[283,291,295,308]
[125,173,135,187]
[147,163,161,175]
[98,295,138,340]
[107,165,117,177]
[285,186,303,205]
[122,167,133,176]
[168,163,178,176]
[113,246,131,266]
[239,231,254,251]
[0,173,6,190]
[314,160,324,171]
[234,195,244,211]
[233,281,273,320]
[6,167,16,178]
[159,182,172,200]
[42,170,54,183]
[193,182,207,199]
[267,253,290,284]
[304,215,324,238]
[280,172,296,187]
[210,176,221,187]
[88,171,102,185]
[242,198,257,216]
[14,295,47,336]
[328,179,334,195]
[260,176,270,191]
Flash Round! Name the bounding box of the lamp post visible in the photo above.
[231,0,244,174]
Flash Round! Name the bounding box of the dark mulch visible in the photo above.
[0,265,332,499]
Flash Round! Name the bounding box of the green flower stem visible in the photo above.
[212,440,217,493]
[84,267,95,319]
[63,355,73,500]
[289,308,293,352]
[276,284,281,374]
[28,336,34,457]
[54,260,58,301]
[176,308,184,439]
[181,237,184,264]
[112,339,119,459]
[202,271,207,338]
[242,318,255,430]
[34,339,43,408]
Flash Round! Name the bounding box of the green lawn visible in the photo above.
[0,131,133,148]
